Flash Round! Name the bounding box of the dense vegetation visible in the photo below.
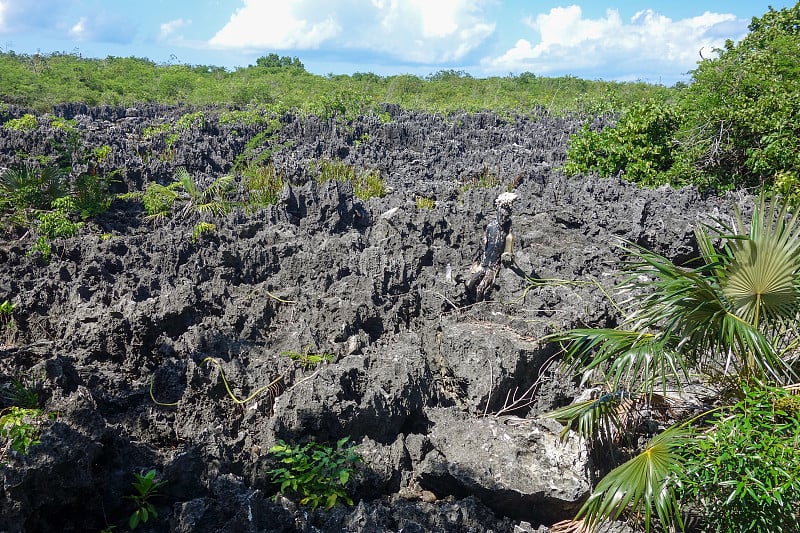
[0,52,670,117]
[565,4,800,197]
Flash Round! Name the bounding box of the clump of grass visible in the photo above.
[415,196,435,209]
[244,163,284,209]
[460,166,501,192]
[313,158,386,200]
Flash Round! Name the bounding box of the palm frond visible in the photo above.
[545,391,633,444]
[576,425,687,532]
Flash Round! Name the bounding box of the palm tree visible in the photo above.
[547,194,800,532]
[172,167,235,218]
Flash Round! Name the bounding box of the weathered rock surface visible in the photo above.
[0,104,740,532]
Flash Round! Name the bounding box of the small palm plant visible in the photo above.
[547,193,800,532]
[172,167,234,218]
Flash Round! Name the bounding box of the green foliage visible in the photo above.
[73,172,114,219]
[92,144,112,163]
[679,384,800,532]
[244,163,284,209]
[191,221,216,243]
[268,437,360,510]
[125,469,166,530]
[564,102,679,186]
[0,50,670,115]
[0,164,66,211]
[314,159,387,200]
[547,194,800,531]
[30,196,83,260]
[175,111,206,131]
[0,406,43,463]
[352,170,386,200]
[0,299,16,346]
[172,167,234,218]
[1,376,39,409]
[562,4,800,193]
[142,183,177,219]
[281,348,335,370]
[3,113,37,131]
[460,166,502,191]
[415,196,435,210]
[255,54,305,70]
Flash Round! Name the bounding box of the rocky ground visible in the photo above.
[0,103,739,532]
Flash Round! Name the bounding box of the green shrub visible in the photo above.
[3,113,37,131]
[73,172,114,219]
[0,406,43,463]
[191,221,215,242]
[0,299,16,347]
[563,101,679,186]
[281,348,335,370]
[142,183,177,219]
[268,437,360,510]
[680,385,800,532]
[352,169,386,200]
[314,159,386,200]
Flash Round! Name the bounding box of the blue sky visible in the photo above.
[0,1,792,84]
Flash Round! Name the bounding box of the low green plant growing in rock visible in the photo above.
[548,194,800,532]
[141,183,178,220]
[73,171,115,219]
[460,166,501,192]
[281,347,335,370]
[3,113,38,131]
[415,196,435,209]
[0,163,66,211]
[314,158,387,200]
[267,437,361,510]
[352,169,386,200]
[191,221,216,242]
[0,299,16,347]
[243,163,284,209]
[173,167,234,218]
[0,406,43,464]
[1,376,39,409]
[125,469,167,530]
[30,196,83,261]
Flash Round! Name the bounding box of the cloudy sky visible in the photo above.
[0,1,791,84]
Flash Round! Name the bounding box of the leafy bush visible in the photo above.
[564,102,679,186]
[563,4,800,193]
[191,221,215,242]
[314,159,386,200]
[3,113,37,131]
[268,437,360,510]
[73,172,114,219]
[547,194,800,531]
[0,406,43,463]
[680,385,800,532]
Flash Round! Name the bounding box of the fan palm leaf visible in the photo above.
[575,425,687,532]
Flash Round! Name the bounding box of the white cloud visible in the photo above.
[69,17,87,40]
[483,5,741,82]
[209,1,341,49]
[209,0,495,64]
[160,18,192,40]
[0,1,7,32]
